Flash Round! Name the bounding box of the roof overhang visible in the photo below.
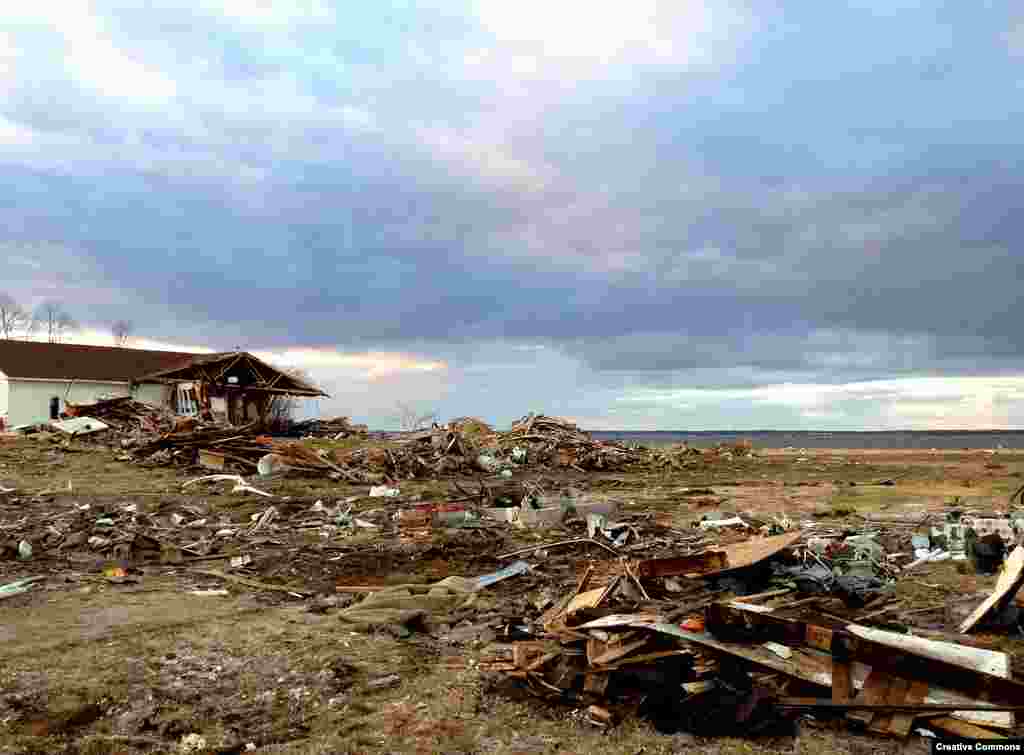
[135,351,328,398]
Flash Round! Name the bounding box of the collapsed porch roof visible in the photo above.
[135,351,328,398]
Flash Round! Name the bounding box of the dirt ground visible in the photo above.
[1,436,1022,754]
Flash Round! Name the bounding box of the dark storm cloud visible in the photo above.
[2,0,1023,398]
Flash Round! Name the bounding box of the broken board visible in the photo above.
[634,531,801,579]
[650,622,1014,729]
[707,602,1018,729]
[960,545,1024,633]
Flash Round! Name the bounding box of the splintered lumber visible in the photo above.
[775,699,1024,713]
[923,717,1008,739]
[867,676,910,734]
[634,531,801,579]
[846,671,892,726]
[584,672,610,694]
[706,602,1020,728]
[832,660,853,703]
[513,642,552,669]
[662,626,1014,729]
[588,635,652,666]
[888,680,929,738]
[732,588,793,604]
[959,545,1024,633]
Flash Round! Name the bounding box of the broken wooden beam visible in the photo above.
[775,698,1024,713]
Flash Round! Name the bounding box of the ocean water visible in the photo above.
[589,430,1024,450]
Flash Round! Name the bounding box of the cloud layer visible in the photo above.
[2,1,1023,428]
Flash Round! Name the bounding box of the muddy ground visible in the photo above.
[1,436,1022,754]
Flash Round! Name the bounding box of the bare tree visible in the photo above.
[111,319,133,346]
[0,293,30,340]
[394,401,438,431]
[34,301,78,344]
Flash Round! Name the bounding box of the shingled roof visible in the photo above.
[0,340,199,382]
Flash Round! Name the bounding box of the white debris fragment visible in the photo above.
[699,516,749,530]
[179,733,207,752]
[762,642,793,659]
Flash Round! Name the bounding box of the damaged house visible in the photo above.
[0,341,326,429]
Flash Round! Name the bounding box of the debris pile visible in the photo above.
[285,416,369,439]
[486,530,1024,742]
[64,396,175,435]
[498,414,645,471]
[120,411,645,480]
[131,423,272,468]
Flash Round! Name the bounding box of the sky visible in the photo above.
[2,0,1023,430]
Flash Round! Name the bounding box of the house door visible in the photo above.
[49,396,60,420]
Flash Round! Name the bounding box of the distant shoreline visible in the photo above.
[589,429,1024,450]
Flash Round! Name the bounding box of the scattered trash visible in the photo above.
[699,516,749,530]
[476,560,532,588]
[50,417,110,436]
[6,403,1024,748]
[17,539,32,560]
[183,475,274,498]
[257,453,290,477]
[0,576,44,600]
[762,641,792,659]
[179,733,207,753]
[366,674,401,690]
[337,562,531,634]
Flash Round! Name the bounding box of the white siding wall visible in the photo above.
[135,383,169,407]
[7,380,172,427]
[0,371,8,425]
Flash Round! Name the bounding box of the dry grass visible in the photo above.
[1,439,1021,753]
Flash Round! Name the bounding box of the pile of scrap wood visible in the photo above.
[64,396,174,435]
[130,423,378,481]
[496,414,645,471]
[487,534,1024,741]
[131,423,272,468]
[322,414,645,480]
[287,416,369,439]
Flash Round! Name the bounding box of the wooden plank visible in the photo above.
[847,671,892,726]
[596,649,693,671]
[777,699,1024,713]
[661,622,1014,729]
[566,587,609,616]
[634,531,801,578]
[574,565,594,597]
[869,676,909,735]
[832,660,853,703]
[526,652,560,672]
[706,602,1024,716]
[960,545,1024,633]
[586,637,609,665]
[888,680,929,738]
[924,717,1008,740]
[513,641,550,669]
[729,588,793,604]
[583,672,610,695]
[590,637,652,666]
